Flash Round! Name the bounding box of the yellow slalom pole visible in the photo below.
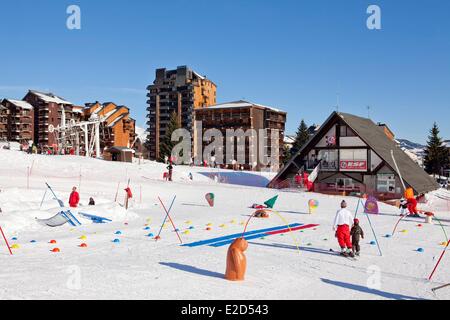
[268,209,302,255]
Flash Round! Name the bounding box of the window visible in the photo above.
[377,174,396,193]
[317,149,338,170]
[336,178,354,190]
[340,125,356,137]
[339,149,368,171]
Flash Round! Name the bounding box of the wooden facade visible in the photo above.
[194,101,286,171]
[23,90,73,149]
[1,99,34,144]
[0,103,7,141]
[84,102,136,152]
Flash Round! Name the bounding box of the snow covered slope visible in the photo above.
[0,149,448,300]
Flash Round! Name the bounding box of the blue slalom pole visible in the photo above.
[363,199,383,256]
[354,197,362,219]
[155,195,177,240]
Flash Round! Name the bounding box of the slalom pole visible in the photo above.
[114,182,120,202]
[354,198,362,219]
[155,196,177,241]
[0,226,13,255]
[391,150,406,191]
[392,214,408,237]
[432,283,450,293]
[364,202,383,256]
[158,196,182,244]
[27,166,30,189]
[39,188,48,209]
[428,240,450,281]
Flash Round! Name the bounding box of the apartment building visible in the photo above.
[0,102,7,141]
[146,66,217,160]
[194,100,287,171]
[84,102,136,151]
[22,90,73,149]
[1,99,34,144]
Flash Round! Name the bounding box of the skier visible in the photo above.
[405,187,420,217]
[69,186,80,208]
[350,218,364,257]
[167,161,173,182]
[399,198,408,215]
[333,200,355,257]
[88,197,95,206]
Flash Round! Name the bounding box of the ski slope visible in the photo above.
[0,149,448,300]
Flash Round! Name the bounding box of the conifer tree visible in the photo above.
[159,112,181,163]
[424,122,449,176]
[292,119,310,152]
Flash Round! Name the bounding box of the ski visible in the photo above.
[329,249,358,261]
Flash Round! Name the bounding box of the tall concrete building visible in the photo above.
[146,66,217,160]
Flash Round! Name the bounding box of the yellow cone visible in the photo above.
[79,235,87,240]
[11,244,20,249]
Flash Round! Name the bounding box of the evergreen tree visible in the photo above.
[292,119,310,152]
[159,112,181,163]
[282,144,292,165]
[424,122,449,176]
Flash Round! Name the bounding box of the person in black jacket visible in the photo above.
[350,218,364,256]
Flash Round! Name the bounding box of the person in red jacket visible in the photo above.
[69,186,80,208]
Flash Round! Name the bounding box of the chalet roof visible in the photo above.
[338,112,438,193]
[204,100,285,113]
[270,112,439,194]
[28,90,72,105]
[3,99,33,110]
[108,113,127,128]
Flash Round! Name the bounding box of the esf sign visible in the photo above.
[340,160,367,171]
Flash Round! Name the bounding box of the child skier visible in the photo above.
[167,162,173,182]
[399,198,408,215]
[69,186,80,208]
[350,218,364,256]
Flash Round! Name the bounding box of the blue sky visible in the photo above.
[1,0,449,144]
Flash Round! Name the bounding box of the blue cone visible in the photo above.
[115,231,122,235]
[417,248,424,253]
[370,241,376,245]
[113,239,120,243]
[147,233,154,237]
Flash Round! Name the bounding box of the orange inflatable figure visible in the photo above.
[225,238,248,281]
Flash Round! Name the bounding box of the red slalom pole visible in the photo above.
[428,240,450,281]
[0,226,13,255]
[158,197,183,244]
[391,214,408,237]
